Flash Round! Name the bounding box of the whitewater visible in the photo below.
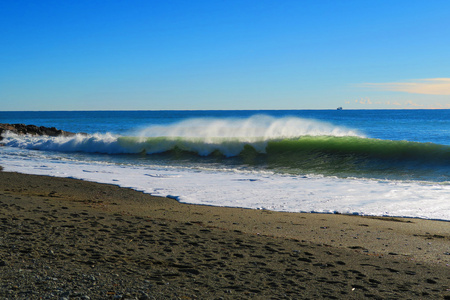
[1,111,449,220]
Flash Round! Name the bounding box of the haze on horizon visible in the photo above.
[1,0,449,111]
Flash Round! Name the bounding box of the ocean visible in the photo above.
[1,110,449,220]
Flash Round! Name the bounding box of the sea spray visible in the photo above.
[133,115,364,139]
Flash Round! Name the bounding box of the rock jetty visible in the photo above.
[0,123,75,141]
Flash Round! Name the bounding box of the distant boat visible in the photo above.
[337,107,343,110]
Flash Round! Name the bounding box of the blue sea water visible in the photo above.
[1,110,449,220]
[1,110,449,145]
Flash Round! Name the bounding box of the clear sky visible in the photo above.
[1,0,450,111]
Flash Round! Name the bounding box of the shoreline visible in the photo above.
[1,171,449,299]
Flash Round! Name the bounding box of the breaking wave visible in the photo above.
[2,116,363,156]
[2,115,449,181]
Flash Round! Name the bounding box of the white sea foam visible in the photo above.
[2,132,122,153]
[1,147,449,221]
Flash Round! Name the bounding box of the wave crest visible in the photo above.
[133,115,364,139]
[1,116,363,157]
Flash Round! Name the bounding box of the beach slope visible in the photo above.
[0,171,449,299]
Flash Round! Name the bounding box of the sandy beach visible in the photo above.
[0,170,449,299]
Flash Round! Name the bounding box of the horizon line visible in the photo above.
[2,108,450,112]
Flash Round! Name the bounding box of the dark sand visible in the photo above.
[0,171,449,299]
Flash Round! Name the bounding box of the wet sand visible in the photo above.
[0,171,449,299]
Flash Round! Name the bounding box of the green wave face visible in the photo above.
[263,136,450,180]
[113,136,450,181]
[266,136,450,160]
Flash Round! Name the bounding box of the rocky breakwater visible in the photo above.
[0,123,76,141]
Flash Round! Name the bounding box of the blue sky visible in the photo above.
[1,0,449,110]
